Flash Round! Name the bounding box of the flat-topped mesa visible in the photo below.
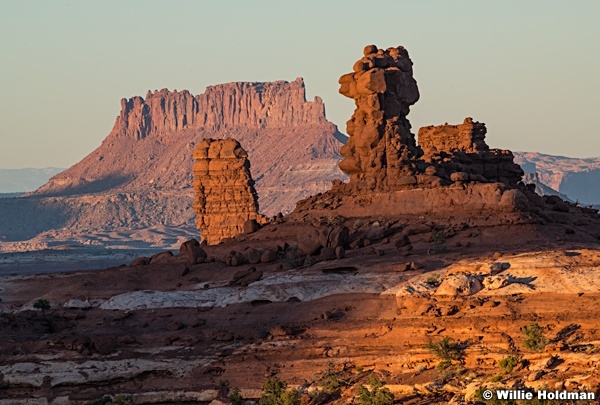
[338,44,424,190]
[192,139,266,244]
[419,117,524,187]
[114,78,326,139]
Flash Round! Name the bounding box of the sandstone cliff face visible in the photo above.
[193,139,265,244]
[113,78,326,140]
[10,79,345,246]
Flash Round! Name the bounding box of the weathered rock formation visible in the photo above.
[336,45,524,193]
[0,79,345,247]
[338,45,423,190]
[193,139,265,244]
[418,117,524,187]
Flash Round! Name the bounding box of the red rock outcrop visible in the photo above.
[418,117,524,187]
[335,45,523,193]
[338,45,423,190]
[193,139,266,244]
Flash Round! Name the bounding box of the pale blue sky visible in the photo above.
[1,1,599,168]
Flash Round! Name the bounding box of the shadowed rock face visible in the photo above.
[338,45,422,190]
[193,139,265,244]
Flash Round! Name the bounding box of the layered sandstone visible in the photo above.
[193,139,265,244]
[338,45,423,190]
[419,117,524,187]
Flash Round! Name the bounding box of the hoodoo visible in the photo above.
[193,138,266,244]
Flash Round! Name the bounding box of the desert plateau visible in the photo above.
[2,3,600,405]
[0,0,600,405]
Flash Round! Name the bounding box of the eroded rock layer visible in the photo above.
[419,117,524,187]
[193,139,264,244]
[338,45,422,190]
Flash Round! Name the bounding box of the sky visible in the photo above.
[1,0,599,169]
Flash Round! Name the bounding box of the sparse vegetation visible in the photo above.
[436,359,452,370]
[356,365,364,373]
[259,377,299,405]
[229,386,244,405]
[315,361,343,392]
[425,275,440,286]
[33,298,51,313]
[356,375,394,405]
[490,374,503,382]
[425,337,464,361]
[498,355,520,373]
[522,323,547,352]
[428,232,447,254]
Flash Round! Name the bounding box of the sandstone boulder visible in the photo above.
[434,274,483,297]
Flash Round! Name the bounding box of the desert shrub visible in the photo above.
[356,365,364,373]
[356,375,394,405]
[259,377,299,405]
[425,337,463,361]
[33,298,51,313]
[498,355,519,373]
[229,386,244,405]
[315,361,343,392]
[490,374,503,382]
[425,275,440,286]
[522,323,547,352]
[436,359,451,370]
[428,233,447,254]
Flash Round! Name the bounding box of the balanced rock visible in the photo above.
[338,45,422,190]
[193,139,266,244]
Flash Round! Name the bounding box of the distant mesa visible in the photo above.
[0,78,346,246]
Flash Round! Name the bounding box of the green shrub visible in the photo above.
[498,355,519,373]
[259,377,299,405]
[356,375,394,405]
[436,359,451,370]
[229,386,244,405]
[425,337,464,361]
[522,323,547,352]
[33,298,51,313]
[490,374,503,382]
[425,275,440,286]
[316,361,342,391]
[428,233,448,254]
